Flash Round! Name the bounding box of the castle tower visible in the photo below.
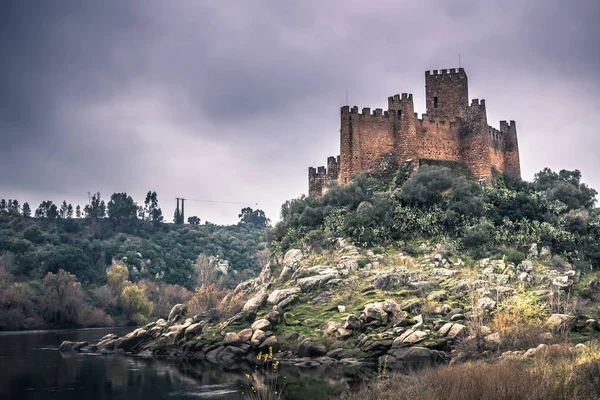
[501,120,521,178]
[425,68,468,120]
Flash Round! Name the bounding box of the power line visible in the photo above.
[179,197,280,206]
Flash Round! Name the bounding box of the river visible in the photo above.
[0,327,372,400]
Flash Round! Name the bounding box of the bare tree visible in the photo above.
[193,254,215,289]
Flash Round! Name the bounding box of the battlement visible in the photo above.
[470,98,486,107]
[426,68,466,77]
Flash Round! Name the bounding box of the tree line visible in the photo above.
[0,191,270,229]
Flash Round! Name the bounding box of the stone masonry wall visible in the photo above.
[309,68,521,196]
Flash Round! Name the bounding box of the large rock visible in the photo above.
[167,304,187,325]
[184,322,204,340]
[383,346,446,369]
[373,269,409,291]
[242,286,269,313]
[297,274,336,292]
[58,341,88,352]
[239,328,254,342]
[267,288,301,305]
[438,323,467,339]
[223,332,242,346]
[393,329,427,345]
[113,328,149,352]
[343,314,362,330]
[283,249,303,265]
[298,340,327,357]
[547,314,577,333]
[258,336,280,352]
[251,329,267,347]
[361,300,401,324]
[251,319,271,331]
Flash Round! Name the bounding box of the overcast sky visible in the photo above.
[1,0,599,225]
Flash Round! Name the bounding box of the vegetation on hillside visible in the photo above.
[0,191,269,330]
[272,166,600,269]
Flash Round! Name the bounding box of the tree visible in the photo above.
[22,202,31,218]
[41,270,86,326]
[84,192,105,236]
[84,192,106,219]
[238,207,270,227]
[188,216,201,225]
[193,253,215,289]
[35,201,59,220]
[59,201,69,219]
[66,204,74,219]
[0,199,6,212]
[120,285,153,323]
[143,191,163,224]
[107,261,129,293]
[75,205,81,218]
[173,208,184,224]
[107,192,138,229]
[7,199,20,216]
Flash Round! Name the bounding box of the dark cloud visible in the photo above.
[1,0,599,224]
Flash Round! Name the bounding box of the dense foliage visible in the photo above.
[272,166,600,268]
[0,191,268,330]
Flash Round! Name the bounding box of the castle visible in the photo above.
[308,68,521,196]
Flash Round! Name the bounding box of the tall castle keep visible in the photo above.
[308,68,521,196]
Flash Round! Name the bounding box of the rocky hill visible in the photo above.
[61,238,600,370]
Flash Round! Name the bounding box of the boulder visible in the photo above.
[432,268,458,277]
[547,314,576,333]
[239,328,254,342]
[427,290,448,302]
[438,323,466,339]
[242,286,269,313]
[298,340,327,357]
[167,304,187,325]
[283,249,303,265]
[184,322,204,340]
[336,328,353,340]
[58,341,88,352]
[297,274,336,292]
[266,310,281,325]
[251,319,271,331]
[476,297,497,311]
[258,336,280,352]
[223,332,242,346]
[251,330,266,347]
[361,300,401,324]
[393,329,427,345]
[267,288,301,305]
[113,328,149,352]
[343,314,362,330]
[383,346,446,369]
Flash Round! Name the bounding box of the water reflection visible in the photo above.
[0,328,373,400]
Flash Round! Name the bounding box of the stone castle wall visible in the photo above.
[309,68,521,196]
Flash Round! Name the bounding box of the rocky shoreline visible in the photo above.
[60,243,600,371]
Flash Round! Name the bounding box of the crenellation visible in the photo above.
[309,68,521,196]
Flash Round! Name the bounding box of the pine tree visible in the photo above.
[60,201,69,219]
[75,205,81,218]
[0,199,6,212]
[22,202,31,218]
[67,204,74,219]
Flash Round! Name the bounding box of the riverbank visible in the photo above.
[340,341,600,400]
